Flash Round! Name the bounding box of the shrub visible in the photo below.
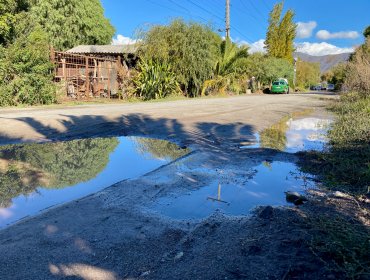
[134,60,180,100]
[138,19,219,97]
[0,25,56,106]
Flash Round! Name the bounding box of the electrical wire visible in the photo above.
[185,0,254,42]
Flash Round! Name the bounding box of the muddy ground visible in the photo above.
[0,94,368,279]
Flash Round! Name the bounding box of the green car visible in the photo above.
[271,79,289,94]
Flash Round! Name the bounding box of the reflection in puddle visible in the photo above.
[151,161,314,220]
[0,137,188,228]
[240,116,332,152]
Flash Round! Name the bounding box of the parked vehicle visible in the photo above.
[271,79,289,94]
[327,84,335,91]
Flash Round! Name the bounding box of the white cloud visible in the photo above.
[296,21,317,39]
[295,42,354,56]
[316,30,360,40]
[112,34,137,45]
[247,39,266,54]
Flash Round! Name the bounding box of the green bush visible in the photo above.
[0,25,56,106]
[138,19,219,97]
[134,60,180,100]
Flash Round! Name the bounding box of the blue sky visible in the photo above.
[101,0,370,56]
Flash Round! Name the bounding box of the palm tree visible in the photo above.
[202,38,249,95]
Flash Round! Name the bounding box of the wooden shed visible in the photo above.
[52,45,137,99]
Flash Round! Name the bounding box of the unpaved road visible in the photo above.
[0,94,334,146]
[1,93,358,280]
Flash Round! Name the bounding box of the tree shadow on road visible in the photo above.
[0,113,255,151]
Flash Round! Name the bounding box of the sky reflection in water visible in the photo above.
[152,161,313,219]
[152,116,332,220]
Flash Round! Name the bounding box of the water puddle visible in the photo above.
[239,115,332,152]
[0,113,334,226]
[150,161,314,220]
[0,137,189,228]
[150,113,332,220]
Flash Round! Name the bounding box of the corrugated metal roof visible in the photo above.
[66,45,137,54]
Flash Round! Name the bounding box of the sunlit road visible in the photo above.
[0,93,336,145]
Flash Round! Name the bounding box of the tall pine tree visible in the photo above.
[264,2,296,63]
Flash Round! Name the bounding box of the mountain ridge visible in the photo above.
[294,52,351,73]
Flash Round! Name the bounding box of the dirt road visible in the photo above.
[0,94,334,146]
[1,94,354,280]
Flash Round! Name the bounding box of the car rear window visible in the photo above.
[280,82,286,85]
[273,82,279,85]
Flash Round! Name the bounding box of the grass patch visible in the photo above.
[307,214,370,279]
[297,93,370,279]
[299,93,370,195]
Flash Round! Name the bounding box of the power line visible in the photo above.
[145,0,255,43]
[261,0,271,12]
[237,0,262,23]
[186,0,225,22]
[143,0,183,15]
[166,0,209,23]
[185,0,254,42]
[247,0,266,19]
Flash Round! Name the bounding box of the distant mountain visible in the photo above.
[294,52,352,73]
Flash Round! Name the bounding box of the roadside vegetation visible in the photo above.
[300,35,370,195]
[296,60,321,91]
[294,29,370,279]
[0,0,115,106]
[0,1,300,106]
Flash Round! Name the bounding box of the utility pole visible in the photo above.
[225,0,230,38]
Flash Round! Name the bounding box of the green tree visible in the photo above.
[0,21,56,106]
[202,38,249,95]
[296,60,320,88]
[30,0,115,50]
[244,52,268,90]
[327,62,348,89]
[265,2,296,63]
[139,19,220,97]
[263,57,294,85]
[242,54,293,90]
[0,0,31,45]
[213,38,249,76]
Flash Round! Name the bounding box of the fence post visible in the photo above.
[107,65,111,99]
[85,56,89,99]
